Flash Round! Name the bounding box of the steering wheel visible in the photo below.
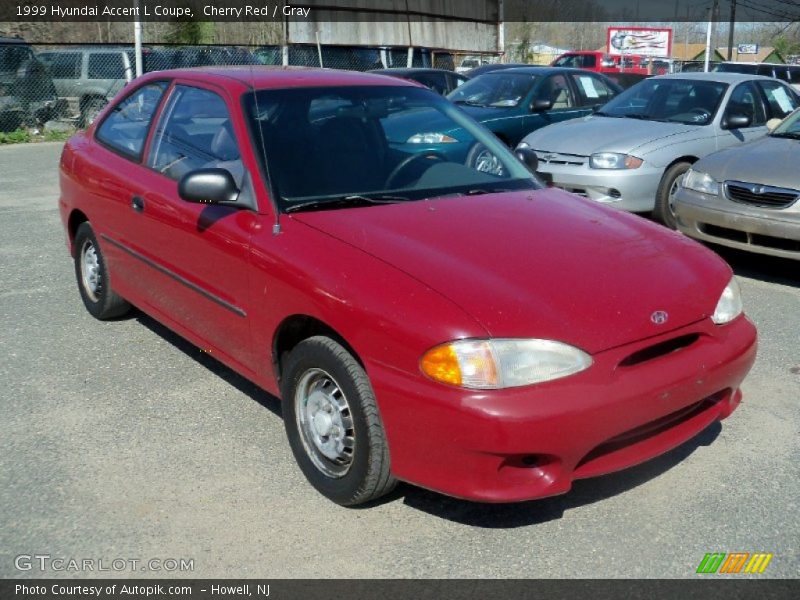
[385,153,446,189]
[687,107,711,121]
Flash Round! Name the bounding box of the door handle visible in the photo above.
[131,196,144,212]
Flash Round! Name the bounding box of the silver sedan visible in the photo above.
[517,72,800,227]
[674,108,800,260]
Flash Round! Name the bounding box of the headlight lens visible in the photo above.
[589,152,643,170]
[682,168,720,196]
[420,339,592,389]
[406,132,457,144]
[712,277,743,325]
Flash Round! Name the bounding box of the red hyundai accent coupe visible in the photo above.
[59,68,757,505]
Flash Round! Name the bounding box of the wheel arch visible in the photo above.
[665,155,699,171]
[271,314,364,386]
[67,209,89,255]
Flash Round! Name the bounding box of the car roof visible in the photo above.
[494,66,598,76]
[369,68,457,76]
[654,71,775,83]
[139,66,420,90]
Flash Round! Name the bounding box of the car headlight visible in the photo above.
[712,277,743,325]
[406,132,457,144]
[420,338,592,389]
[589,152,643,170]
[682,168,720,196]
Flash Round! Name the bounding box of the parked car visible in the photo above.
[37,46,135,124]
[446,67,623,149]
[368,68,469,95]
[457,56,491,74]
[674,108,800,259]
[59,67,756,506]
[715,61,800,91]
[518,72,800,227]
[0,36,64,130]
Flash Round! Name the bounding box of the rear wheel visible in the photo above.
[281,336,396,506]
[73,222,131,320]
[654,161,692,229]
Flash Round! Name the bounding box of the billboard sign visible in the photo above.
[607,27,672,58]
[737,44,759,55]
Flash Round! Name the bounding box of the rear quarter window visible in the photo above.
[95,81,167,160]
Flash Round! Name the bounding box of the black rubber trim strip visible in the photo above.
[100,233,246,318]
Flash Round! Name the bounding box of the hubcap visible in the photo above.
[667,176,683,217]
[473,148,505,176]
[295,368,355,478]
[80,239,101,302]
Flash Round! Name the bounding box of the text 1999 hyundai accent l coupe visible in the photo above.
[59,67,757,505]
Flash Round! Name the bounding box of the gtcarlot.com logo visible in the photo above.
[15,554,194,573]
[696,552,773,574]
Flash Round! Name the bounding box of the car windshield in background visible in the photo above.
[770,109,800,139]
[596,78,727,125]
[447,72,537,107]
[245,85,537,211]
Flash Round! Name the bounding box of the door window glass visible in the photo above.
[537,74,575,109]
[724,82,766,126]
[759,81,799,119]
[147,86,243,184]
[95,82,167,159]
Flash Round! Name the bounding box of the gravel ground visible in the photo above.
[1,142,798,579]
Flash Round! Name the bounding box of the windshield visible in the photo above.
[245,85,537,212]
[447,72,537,107]
[596,78,727,125]
[770,108,800,139]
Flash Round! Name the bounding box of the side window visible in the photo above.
[537,74,576,109]
[724,82,766,126]
[48,53,81,78]
[759,81,799,119]
[756,64,774,77]
[147,86,242,183]
[88,53,125,79]
[571,73,613,106]
[95,82,167,159]
[789,67,800,86]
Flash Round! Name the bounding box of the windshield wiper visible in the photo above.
[593,111,620,117]
[453,99,487,107]
[770,131,800,140]
[623,113,653,120]
[284,194,407,213]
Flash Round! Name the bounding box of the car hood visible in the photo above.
[292,189,729,354]
[694,135,800,189]
[523,115,700,155]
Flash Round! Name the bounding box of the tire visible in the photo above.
[654,161,692,229]
[73,222,131,320]
[81,98,106,127]
[466,142,505,176]
[281,336,396,506]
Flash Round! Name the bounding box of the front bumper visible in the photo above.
[675,188,800,260]
[370,315,757,502]
[535,158,662,213]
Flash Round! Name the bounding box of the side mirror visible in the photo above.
[178,168,240,205]
[723,114,752,130]
[515,147,539,173]
[531,98,554,112]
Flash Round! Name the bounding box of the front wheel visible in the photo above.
[654,161,692,229]
[73,222,131,320]
[281,336,396,506]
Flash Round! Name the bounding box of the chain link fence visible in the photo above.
[1,38,466,132]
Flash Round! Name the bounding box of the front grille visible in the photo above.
[535,150,587,167]
[724,181,799,209]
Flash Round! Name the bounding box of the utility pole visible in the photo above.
[727,0,737,61]
[704,0,720,72]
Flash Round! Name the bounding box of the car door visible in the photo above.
[40,51,81,105]
[526,73,587,134]
[716,81,769,149]
[758,80,800,121]
[134,82,258,371]
[569,72,616,111]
